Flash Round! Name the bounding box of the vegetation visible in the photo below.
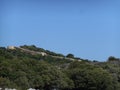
[66,54,74,58]
[0,45,120,90]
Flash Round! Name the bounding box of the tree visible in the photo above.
[108,56,120,62]
[66,54,74,58]
[32,61,74,90]
[66,61,118,90]
[0,77,18,89]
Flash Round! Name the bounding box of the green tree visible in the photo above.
[66,61,118,90]
[66,54,74,58]
[32,61,74,90]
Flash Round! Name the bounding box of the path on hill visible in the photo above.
[16,47,81,61]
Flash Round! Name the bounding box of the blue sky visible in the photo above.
[0,0,120,61]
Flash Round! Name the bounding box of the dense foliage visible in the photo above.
[0,45,120,90]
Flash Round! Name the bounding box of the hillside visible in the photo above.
[0,45,120,90]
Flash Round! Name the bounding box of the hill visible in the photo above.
[0,45,120,90]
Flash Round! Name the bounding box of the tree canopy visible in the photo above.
[0,45,120,90]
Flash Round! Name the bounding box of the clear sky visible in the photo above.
[0,0,120,61]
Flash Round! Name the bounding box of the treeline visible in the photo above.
[0,45,120,90]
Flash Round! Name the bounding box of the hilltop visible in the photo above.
[0,45,120,90]
[6,45,83,67]
[7,45,81,61]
